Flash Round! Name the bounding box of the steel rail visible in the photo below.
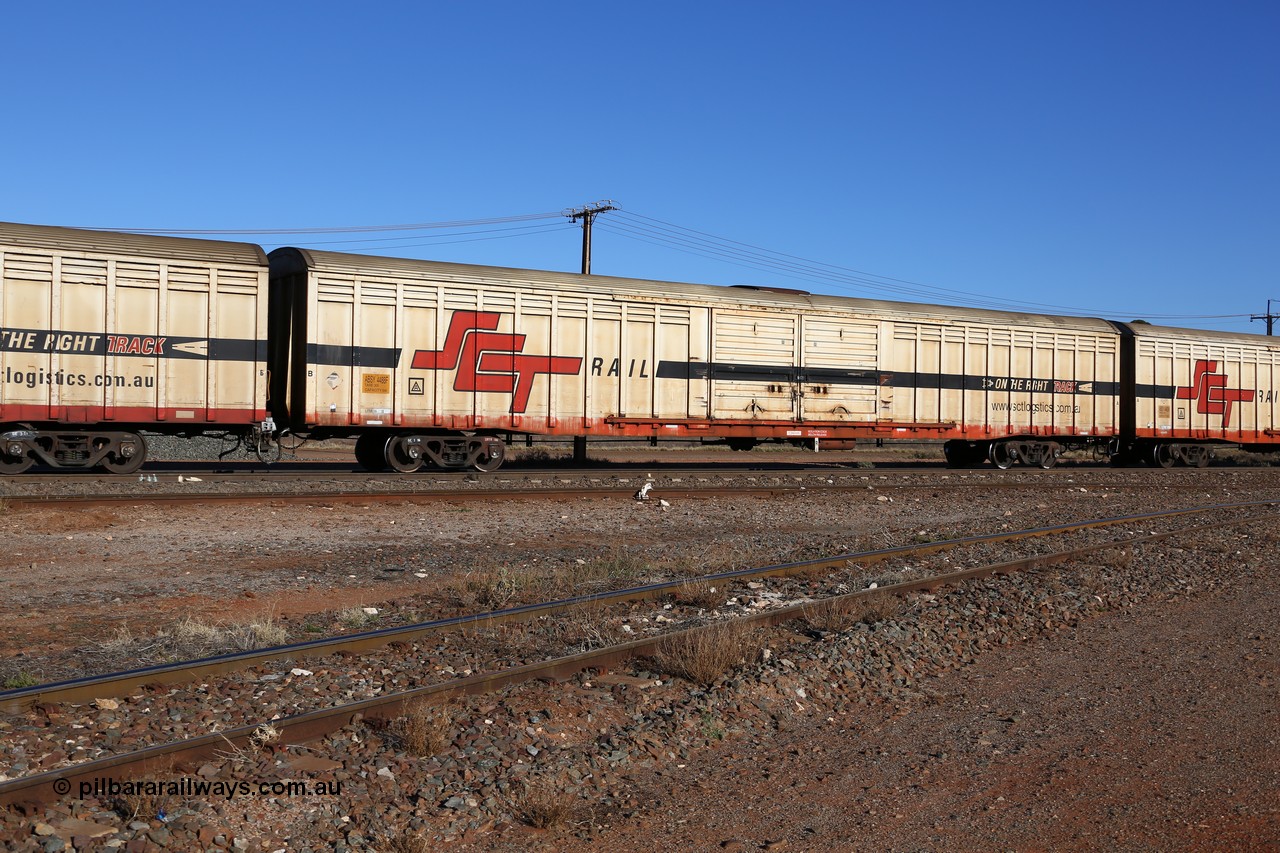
[1,506,1273,808]
[0,473,1263,510]
[2,499,1274,715]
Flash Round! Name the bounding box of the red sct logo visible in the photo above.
[410,311,582,413]
[1174,360,1252,425]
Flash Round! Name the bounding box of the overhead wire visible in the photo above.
[608,210,1252,322]
[81,212,564,235]
[72,208,1252,325]
[599,216,1071,313]
[278,222,575,251]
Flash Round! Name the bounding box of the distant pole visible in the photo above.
[1252,299,1278,335]
[565,201,617,463]
[566,201,618,274]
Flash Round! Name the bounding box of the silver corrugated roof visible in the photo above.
[0,221,268,267]
[272,246,1119,333]
[1128,322,1280,346]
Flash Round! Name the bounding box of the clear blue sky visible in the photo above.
[2,2,1276,333]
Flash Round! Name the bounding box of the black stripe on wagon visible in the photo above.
[1135,384,1179,399]
[307,343,402,369]
[0,325,264,361]
[657,361,1117,396]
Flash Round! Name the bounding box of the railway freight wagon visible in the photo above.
[4,221,1274,474]
[1119,323,1280,466]
[266,247,1125,471]
[0,222,272,473]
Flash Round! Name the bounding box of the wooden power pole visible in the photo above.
[565,202,617,461]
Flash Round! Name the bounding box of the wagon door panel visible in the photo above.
[799,316,878,422]
[212,266,265,420]
[164,282,209,414]
[711,311,797,420]
[399,293,437,427]
[549,296,588,430]
[513,310,554,426]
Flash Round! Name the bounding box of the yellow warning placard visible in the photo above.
[362,373,391,394]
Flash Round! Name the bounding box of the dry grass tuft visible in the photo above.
[457,564,537,610]
[1,671,40,690]
[338,607,380,630]
[516,780,577,829]
[856,591,905,625]
[214,723,280,771]
[541,602,624,652]
[670,578,723,610]
[89,615,287,667]
[801,591,904,633]
[650,620,762,686]
[384,833,432,853]
[112,759,175,820]
[391,700,455,756]
[555,550,650,594]
[167,616,288,653]
[113,787,172,822]
[1095,547,1134,569]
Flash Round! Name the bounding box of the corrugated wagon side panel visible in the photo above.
[53,259,107,415]
[1,251,56,414]
[309,275,356,427]
[1,237,267,428]
[1133,329,1280,444]
[550,295,589,429]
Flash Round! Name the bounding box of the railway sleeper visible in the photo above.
[0,426,146,474]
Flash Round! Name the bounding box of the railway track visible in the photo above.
[1,498,1274,808]
[1,465,1268,509]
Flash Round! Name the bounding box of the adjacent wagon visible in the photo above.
[0,222,271,473]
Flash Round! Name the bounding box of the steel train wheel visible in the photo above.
[989,441,1016,470]
[385,436,424,473]
[0,452,33,474]
[472,442,505,472]
[99,437,146,475]
[1037,446,1058,469]
[1151,443,1174,469]
[943,440,978,468]
[354,434,388,472]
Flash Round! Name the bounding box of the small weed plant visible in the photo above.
[516,780,577,829]
[650,621,762,686]
[2,672,39,690]
[391,700,455,756]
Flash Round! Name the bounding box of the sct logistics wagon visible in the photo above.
[1,221,1277,473]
